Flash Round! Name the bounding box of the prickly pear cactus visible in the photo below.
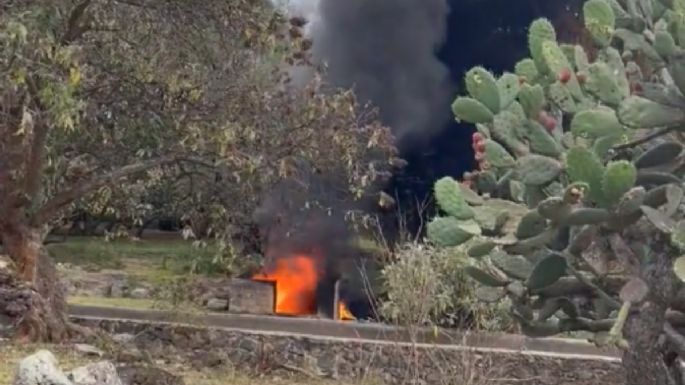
[431,1,685,383]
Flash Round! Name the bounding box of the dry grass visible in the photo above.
[0,343,366,385]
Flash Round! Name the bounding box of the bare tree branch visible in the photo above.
[30,155,180,226]
[613,125,681,151]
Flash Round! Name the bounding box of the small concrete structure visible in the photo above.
[223,279,275,315]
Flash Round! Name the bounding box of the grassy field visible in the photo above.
[46,236,219,311]
[48,236,216,275]
[0,344,356,385]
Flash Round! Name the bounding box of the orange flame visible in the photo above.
[253,255,318,315]
[253,253,355,321]
[339,302,356,321]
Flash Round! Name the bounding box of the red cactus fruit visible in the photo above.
[558,68,571,84]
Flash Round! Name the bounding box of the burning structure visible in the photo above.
[252,253,356,320]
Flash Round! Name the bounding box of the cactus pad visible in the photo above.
[537,197,572,222]
[526,121,563,157]
[583,0,616,47]
[616,186,647,216]
[565,146,606,204]
[585,62,624,106]
[602,160,638,203]
[464,266,508,287]
[517,155,563,185]
[528,18,557,74]
[516,210,548,239]
[434,177,474,219]
[515,58,539,82]
[565,208,611,225]
[669,53,685,97]
[497,73,521,110]
[468,240,497,258]
[541,40,583,97]
[490,251,534,280]
[593,134,622,159]
[526,253,568,290]
[493,112,529,156]
[574,45,590,72]
[674,256,685,282]
[548,81,577,113]
[427,217,478,247]
[640,205,676,233]
[619,277,649,303]
[570,108,624,139]
[618,96,685,128]
[518,84,546,118]
[452,97,495,124]
[484,139,516,168]
[655,30,677,58]
[465,66,501,114]
[635,141,683,169]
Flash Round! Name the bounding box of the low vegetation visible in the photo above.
[0,344,358,385]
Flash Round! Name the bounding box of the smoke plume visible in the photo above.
[278,0,454,146]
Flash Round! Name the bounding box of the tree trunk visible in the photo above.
[623,303,675,385]
[0,221,70,342]
[622,245,682,385]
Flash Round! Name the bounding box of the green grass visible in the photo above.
[48,236,220,282]
[49,236,215,269]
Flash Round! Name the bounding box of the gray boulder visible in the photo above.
[13,350,72,385]
[68,361,122,385]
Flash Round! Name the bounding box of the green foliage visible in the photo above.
[379,243,513,331]
[452,97,494,123]
[434,177,474,219]
[431,1,685,373]
[0,0,397,269]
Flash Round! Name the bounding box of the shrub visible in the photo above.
[379,242,513,331]
[429,1,685,383]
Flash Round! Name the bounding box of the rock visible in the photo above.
[115,347,148,364]
[68,361,122,385]
[112,333,136,344]
[205,298,228,311]
[130,288,151,299]
[13,350,72,385]
[109,281,126,298]
[188,350,226,369]
[74,344,104,357]
[0,255,14,270]
[117,365,185,385]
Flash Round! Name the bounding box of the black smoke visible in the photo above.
[311,0,453,148]
[257,0,586,319]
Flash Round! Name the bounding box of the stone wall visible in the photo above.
[75,318,624,385]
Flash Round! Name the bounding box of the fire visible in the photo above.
[339,302,356,321]
[252,253,356,321]
[253,254,318,315]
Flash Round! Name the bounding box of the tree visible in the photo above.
[0,0,396,341]
[428,1,685,383]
